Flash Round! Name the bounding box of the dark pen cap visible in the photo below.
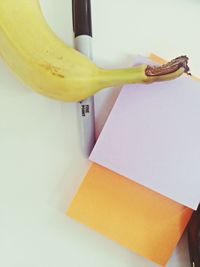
[72,0,92,37]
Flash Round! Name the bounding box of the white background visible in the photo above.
[0,0,200,266]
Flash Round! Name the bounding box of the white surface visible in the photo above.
[0,0,199,266]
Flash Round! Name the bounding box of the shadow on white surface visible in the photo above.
[168,231,190,267]
[95,86,121,138]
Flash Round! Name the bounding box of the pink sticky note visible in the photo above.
[90,56,200,210]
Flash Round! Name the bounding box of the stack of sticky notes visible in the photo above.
[67,54,200,266]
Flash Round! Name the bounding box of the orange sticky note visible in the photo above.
[67,163,192,266]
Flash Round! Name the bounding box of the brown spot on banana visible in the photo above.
[39,63,65,78]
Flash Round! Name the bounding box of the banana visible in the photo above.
[0,0,190,102]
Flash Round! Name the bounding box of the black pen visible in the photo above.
[188,204,200,267]
[72,0,95,157]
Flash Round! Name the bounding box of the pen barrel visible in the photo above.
[74,35,92,57]
[78,96,95,157]
[75,35,95,157]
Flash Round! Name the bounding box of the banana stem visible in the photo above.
[97,56,190,89]
[97,65,148,88]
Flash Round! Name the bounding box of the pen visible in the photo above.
[188,204,200,267]
[72,0,95,157]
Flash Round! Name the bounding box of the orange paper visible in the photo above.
[67,163,192,266]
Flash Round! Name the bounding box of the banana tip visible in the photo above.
[145,55,191,77]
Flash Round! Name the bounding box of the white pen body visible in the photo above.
[75,35,95,157]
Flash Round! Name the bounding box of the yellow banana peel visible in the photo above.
[0,0,190,101]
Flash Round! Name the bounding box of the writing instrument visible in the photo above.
[188,204,200,267]
[72,0,95,157]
